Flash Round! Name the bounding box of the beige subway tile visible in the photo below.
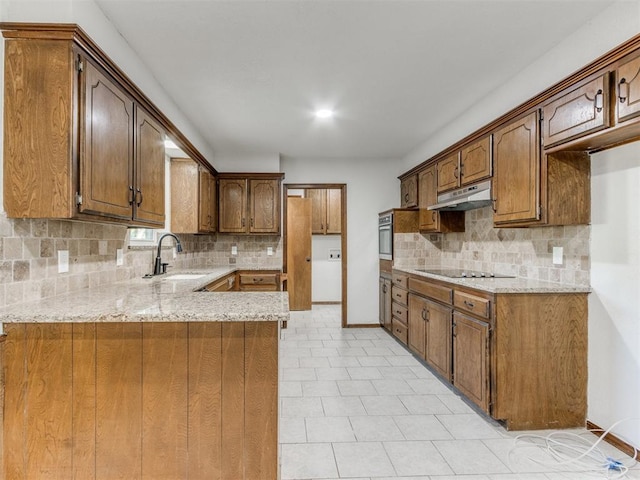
[56,276,70,296]
[13,261,30,282]
[5,282,24,305]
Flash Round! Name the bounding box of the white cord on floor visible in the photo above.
[509,418,639,479]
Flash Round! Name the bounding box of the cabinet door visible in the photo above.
[379,277,392,330]
[616,55,640,122]
[170,159,198,233]
[325,189,342,234]
[80,59,134,220]
[418,165,439,232]
[425,300,452,381]
[453,312,490,412]
[437,153,460,193]
[400,175,418,208]
[208,173,217,233]
[460,136,492,186]
[250,178,280,233]
[408,294,427,359]
[542,74,609,147]
[134,107,165,226]
[307,189,326,234]
[198,169,212,232]
[219,178,247,233]
[493,111,540,225]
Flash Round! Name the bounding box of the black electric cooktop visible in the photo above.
[416,269,515,279]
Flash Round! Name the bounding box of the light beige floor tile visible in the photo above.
[377,366,418,379]
[337,379,378,396]
[305,416,356,442]
[321,396,367,417]
[393,414,453,440]
[299,356,331,368]
[398,394,452,414]
[333,442,396,477]
[434,439,511,475]
[328,356,362,367]
[282,367,317,381]
[279,417,307,443]
[437,413,504,440]
[407,377,455,395]
[281,397,324,418]
[316,366,351,380]
[311,347,340,357]
[372,378,416,395]
[356,355,392,367]
[347,366,384,380]
[280,443,338,480]
[302,380,340,397]
[279,381,303,397]
[386,356,422,366]
[437,393,476,414]
[383,440,454,476]
[350,415,405,441]
[361,395,410,416]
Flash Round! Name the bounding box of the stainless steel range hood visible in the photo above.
[428,179,492,211]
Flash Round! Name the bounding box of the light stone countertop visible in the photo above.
[0,267,289,323]
[395,267,592,294]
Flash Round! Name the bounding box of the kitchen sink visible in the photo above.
[165,274,208,280]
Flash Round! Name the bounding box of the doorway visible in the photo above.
[283,184,347,327]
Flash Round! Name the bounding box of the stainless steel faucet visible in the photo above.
[153,233,183,275]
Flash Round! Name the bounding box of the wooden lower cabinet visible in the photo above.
[3,321,278,480]
[379,275,392,330]
[453,312,490,412]
[399,270,587,430]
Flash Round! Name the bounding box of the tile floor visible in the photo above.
[279,305,640,480]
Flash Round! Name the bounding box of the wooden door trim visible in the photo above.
[284,184,348,327]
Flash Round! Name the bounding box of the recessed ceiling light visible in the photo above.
[314,109,334,119]
[164,139,178,149]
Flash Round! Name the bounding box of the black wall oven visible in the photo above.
[378,212,393,260]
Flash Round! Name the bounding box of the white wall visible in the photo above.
[280,157,400,325]
[590,144,640,448]
[212,153,281,172]
[401,1,640,170]
[312,235,341,302]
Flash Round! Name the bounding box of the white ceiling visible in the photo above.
[95,0,615,160]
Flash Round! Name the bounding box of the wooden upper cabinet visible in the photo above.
[218,178,247,233]
[79,58,135,221]
[308,188,342,234]
[460,136,492,185]
[436,153,460,193]
[249,178,279,233]
[616,54,640,122]
[2,29,167,228]
[134,107,165,225]
[170,159,215,234]
[218,174,283,234]
[418,165,465,234]
[198,168,216,233]
[492,111,540,225]
[400,174,418,208]
[542,73,609,147]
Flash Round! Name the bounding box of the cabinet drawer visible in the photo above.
[542,73,609,147]
[204,274,236,292]
[391,318,408,345]
[239,273,277,286]
[391,286,408,306]
[391,302,408,323]
[392,273,408,289]
[454,291,491,319]
[409,278,452,305]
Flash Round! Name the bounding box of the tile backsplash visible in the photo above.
[0,214,282,308]
[393,206,590,286]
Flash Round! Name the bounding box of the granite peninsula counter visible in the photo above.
[0,267,286,480]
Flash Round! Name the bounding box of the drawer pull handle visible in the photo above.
[464,300,475,308]
[594,89,604,113]
[619,78,629,103]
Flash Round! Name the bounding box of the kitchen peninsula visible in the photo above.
[0,268,288,480]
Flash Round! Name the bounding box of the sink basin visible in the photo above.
[166,274,208,280]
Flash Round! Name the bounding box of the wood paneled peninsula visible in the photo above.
[0,267,287,480]
[387,266,589,431]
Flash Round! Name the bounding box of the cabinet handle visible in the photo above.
[421,308,427,321]
[395,293,401,298]
[128,185,135,206]
[594,89,604,113]
[452,321,457,338]
[619,78,629,103]
[454,165,459,179]
[432,211,436,221]
[396,309,402,315]
[136,188,143,207]
[383,285,387,293]
[251,218,254,227]
[491,198,497,213]
[404,193,409,202]
[242,218,246,227]
[464,300,475,308]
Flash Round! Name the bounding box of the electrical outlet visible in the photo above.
[328,248,341,261]
[116,248,124,266]
[553,246,563,265]
[231,245,238,255]
[58,250,69,273]
[267,246,273,256]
